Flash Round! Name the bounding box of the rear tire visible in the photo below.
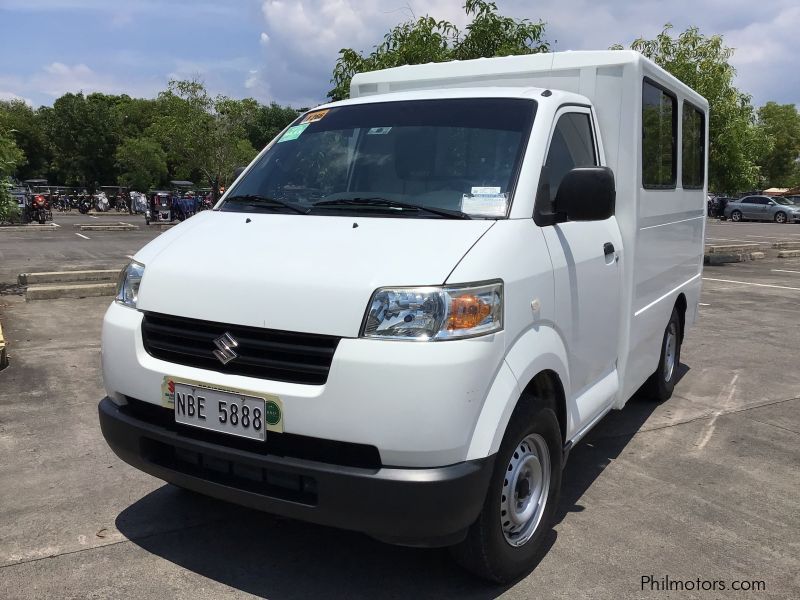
[450,397,562,583]
[643,307,682,402]
[730,210,742,222]
[775,212,787,223]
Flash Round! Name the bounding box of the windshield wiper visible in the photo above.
[312,197,472,219]
[223,194,309,215]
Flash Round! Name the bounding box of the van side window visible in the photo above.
[545,112,597,202]
[642,80,676,188]
[682,102,705,189]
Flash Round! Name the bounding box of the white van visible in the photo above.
[99,51,707,582]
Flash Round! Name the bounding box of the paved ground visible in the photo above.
[0,219,798,599]
[0,212,159,285]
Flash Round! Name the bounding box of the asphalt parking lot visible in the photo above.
[0,217,798,599]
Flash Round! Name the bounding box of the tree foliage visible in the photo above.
[148,80,259,197]
[756,102,800,187]
[116,137,168,191]
[0,127,25,223]
[0,84,298,194]
[613,25,766,193]
[329,0,549,101]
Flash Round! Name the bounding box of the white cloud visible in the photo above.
[0,91,32,105]
[0,62,162,102]
[260,32,270,45]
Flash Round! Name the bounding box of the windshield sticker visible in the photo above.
[301,109,329,124]
[367,127,392,135]
[278,123,309,143]
[470,186,501,195]
[461,192,508,217]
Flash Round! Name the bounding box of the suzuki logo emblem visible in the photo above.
[213,332,239,365]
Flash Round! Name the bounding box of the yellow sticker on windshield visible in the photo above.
[302,109,329,124]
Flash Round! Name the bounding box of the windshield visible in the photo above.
[772,197,793,206]
[222,98,536,218]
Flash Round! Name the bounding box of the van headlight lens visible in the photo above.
[361,282,503,340]
[115,260,145,308]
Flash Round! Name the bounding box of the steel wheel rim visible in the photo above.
[500,433,550,547]
[664,321,678,382]
[732,212,741,221]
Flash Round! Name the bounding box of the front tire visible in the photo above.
[730,210,742,222]
[450,397,562,583]
[775,212,787,223]
[643,307,682,402]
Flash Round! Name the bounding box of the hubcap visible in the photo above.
[500,433,550,547]
[663,321,678,382]
[777,213,786,223]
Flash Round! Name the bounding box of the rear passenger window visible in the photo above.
[642,79,676,188]
[545,112,597,202]
[682,102,705,189]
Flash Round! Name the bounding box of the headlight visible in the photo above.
[115,260,145,308]
[361,281,503,341]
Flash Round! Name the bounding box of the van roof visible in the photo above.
[316,86,588,109]
[348,50,706,108]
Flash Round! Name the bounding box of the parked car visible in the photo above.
[9,185,31,223]
[98,51,707,583]
[723,195,800,223]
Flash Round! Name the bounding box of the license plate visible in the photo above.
[174,382,268,441]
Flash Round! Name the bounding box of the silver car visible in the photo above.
[724,195,800,223]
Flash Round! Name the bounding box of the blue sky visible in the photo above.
[0,0,797,109]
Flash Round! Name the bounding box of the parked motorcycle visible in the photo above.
[78,197,93,214]
[32,195,49,224]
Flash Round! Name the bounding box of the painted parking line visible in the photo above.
[699,303,711,306]
[771,269,800,274]
[75,233,90,240]
[89,215,99,219]
[702,277,800,292]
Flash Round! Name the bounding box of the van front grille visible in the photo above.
[141,312,340,385]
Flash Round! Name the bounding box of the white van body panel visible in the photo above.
[134,211,494,337]
[353,51,708,412]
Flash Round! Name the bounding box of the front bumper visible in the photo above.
[99,397,494,547]
[101,301,506,467]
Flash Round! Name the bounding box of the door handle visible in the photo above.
[603,242,615,256]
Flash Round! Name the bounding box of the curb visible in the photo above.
[772,241,800,250]
[25,282,116,301]
[777,249,800,258]
[704,251,766,265]
[18,269,120,286]
[76,223,138,231]
[0,223,60,232]
[705,243,762,254]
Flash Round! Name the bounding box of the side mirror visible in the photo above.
[554,167,616,221]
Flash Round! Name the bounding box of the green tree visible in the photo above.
[0,128,25,223]
[329,0,549,101]
[755,102,800,188]
[613,25,765,193]
[149,80,258,198]
[45,92,123,189]
[116,137,168,191]
[0,100,50,181]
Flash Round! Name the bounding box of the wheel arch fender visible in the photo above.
[466,325,570,461]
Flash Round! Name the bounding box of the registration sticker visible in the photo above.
[461,189,508,217]
[162,376,284,433]
[278,123,309,143]
[367,127,392,135]
[301,109,329,124]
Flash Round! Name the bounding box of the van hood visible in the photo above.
[135,211,494,337]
